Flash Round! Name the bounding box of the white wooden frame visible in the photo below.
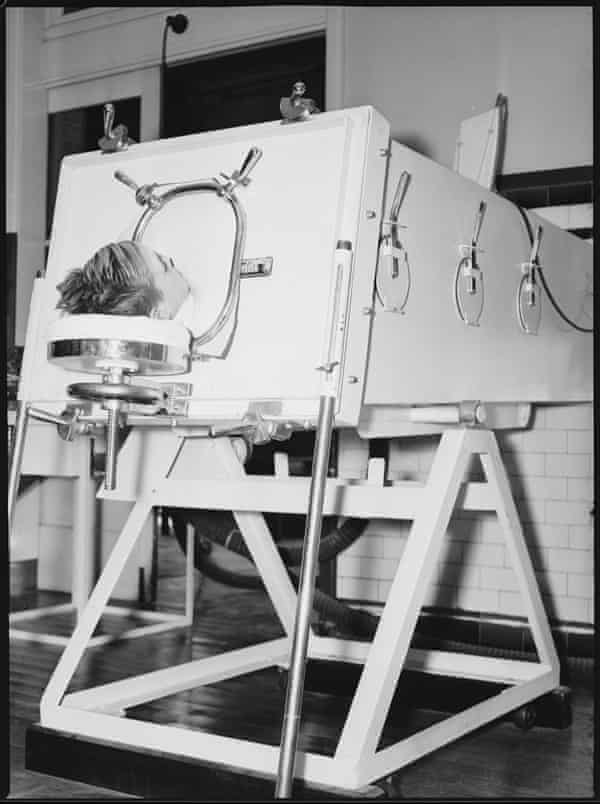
[9,423,195,648]
[39,428,559,792]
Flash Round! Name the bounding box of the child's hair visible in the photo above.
[56,241,163,316]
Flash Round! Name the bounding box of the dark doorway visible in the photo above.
[46,96,140,239]
[163,34,325,137]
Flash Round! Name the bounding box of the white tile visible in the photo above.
[480,566,519,592]
[337,555,397,580]
[464,542,506,567]
[338,576,381,601]
[546,595,589,623]
[37,524,73,592]
[567,573,594,599]
[523,523,569,549]
[496,431,524,452]
[567,477,594,502]
[569,525,594,550]
[544,548,593,574]
[546,500,592,526]
[520,429,568,454]
[454,586,499,613]
[534,569,567,597]
[516,497,546,524]
[39,477,75,527]
[545,453,592,478]
[382,533,409,559]
[422,583,455,608]
[438,540,463,565]
[515,476,567,500]
[498,590,526,617]
[587,599,595,624]
[476,516,504,543]
[503,451,546,477]
[544,403,593,431]
[439,562,480,589]
[567,430,593,454]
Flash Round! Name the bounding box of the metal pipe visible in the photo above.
[104,402,121,491]
[8,401,30,530]
[275,394,336,798]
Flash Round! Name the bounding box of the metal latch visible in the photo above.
[241,257,273,278]
[280,81,320,124]
[160,382,193,416]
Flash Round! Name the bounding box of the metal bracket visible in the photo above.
[160,382,193,416]
[280,81,320,124]
[98,103,134,154]
[241,257,273,278]
[517,224,544,335]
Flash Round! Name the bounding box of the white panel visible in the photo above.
[21,107,385,425]
[364,141,593,405]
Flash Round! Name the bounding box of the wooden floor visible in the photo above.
[8,531,596,799]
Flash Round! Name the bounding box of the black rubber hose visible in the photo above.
[167,510,377,638]
[166,509,368,570]
[515,204,593,333]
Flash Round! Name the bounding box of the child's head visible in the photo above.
[56,240,190,318]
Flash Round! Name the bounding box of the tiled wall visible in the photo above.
[36,480,155,601]
[336,406,594,627]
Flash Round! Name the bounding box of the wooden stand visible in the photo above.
[36,428,561,794]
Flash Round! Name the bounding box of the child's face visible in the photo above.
[144,248,190,319]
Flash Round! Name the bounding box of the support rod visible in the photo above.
[275,394,336,798]
[8,401,30,530]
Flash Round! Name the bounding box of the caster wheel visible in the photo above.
[376,774,403,798]
[512,703,537,730]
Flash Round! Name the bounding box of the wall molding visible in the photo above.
[43,7,178,41]
[30,19,328,91]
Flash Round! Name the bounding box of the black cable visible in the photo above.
[515,205,593,333]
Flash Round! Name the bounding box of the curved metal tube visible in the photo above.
[132,181,247,355]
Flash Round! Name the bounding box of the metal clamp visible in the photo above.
[98,103,134,154]
[216,147,263,195]
[114,170,163,210]
[454,201,487,326]
[280,81,320,124]
[376,172,411,313]
[517,224,543,334]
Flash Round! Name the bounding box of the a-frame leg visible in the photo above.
[41,494,155,719]
[327,428,559,789]
[333,428,472,764]
[479,435,559,673]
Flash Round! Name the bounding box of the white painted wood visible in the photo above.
[311,637,549,683]
[41,496,155,715]
[42,706,354,791]
[38,428,562,792]
[479,437,560,675]
[71,439,95,615]
[365,141,593,405]
[335,429,471,762]
[453,105,502,189]
[62,638,290,713]
[141,469,426,519]
[211,439,299,633]
[23,106,385,427]
[353,670,556,788]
